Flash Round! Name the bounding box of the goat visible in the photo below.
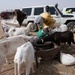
[59,24,68,32]
[1,9,27,34]
[0,35,35,56]
[50,24,68,34]
[1,17,19,37]
[14,42,35,75]
[14,9,27,26]
[1,22,15,37]
[8,22,32,37]
[0,35,35,74]
[37,31,75,46]
[0,53,5,75]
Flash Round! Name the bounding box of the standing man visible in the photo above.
[45,5,50,13]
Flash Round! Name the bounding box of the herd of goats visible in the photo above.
[0,9,75,75]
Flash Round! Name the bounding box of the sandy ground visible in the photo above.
[1,42,75,75]
[0,22,75,75]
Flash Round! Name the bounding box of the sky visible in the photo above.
[0,0,75,12]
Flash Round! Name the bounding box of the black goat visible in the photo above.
[37,31,75,46]
[15,9,27,26]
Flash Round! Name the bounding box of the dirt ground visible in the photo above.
[1,44,75,75]
[0,22,75,75]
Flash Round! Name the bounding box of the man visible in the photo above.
[34,16,43,30]
[45,5,50,13]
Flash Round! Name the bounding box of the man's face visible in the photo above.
[46,6,49,12]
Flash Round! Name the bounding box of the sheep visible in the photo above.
[0,35,35,74]
[8,22,33,37]
[37,31,75,46]
[14,42,35,75]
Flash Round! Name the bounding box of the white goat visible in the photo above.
[51,24,68,33]
[8,22,33,36]
[1,21,17,37]
[0,35,35,74]
[59,24,68,32]
[0,35,35,57]
[1,19,18,29]
[14,42,35,75]
[0,53,5,75]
